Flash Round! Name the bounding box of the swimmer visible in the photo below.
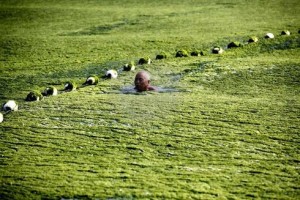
[134,71,157,92]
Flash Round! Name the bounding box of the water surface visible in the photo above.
[121,86,181,94]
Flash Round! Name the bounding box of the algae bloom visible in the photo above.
[175,50,189,57]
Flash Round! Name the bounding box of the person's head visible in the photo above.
[134,71,151,92]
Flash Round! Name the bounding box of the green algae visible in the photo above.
[156,53,167,60]
[248,36,259,43]
[0,0,300,199]
[175,50,189,57]
[138,57,151,65]
[190,50,204,56]
[123,61,135,71]
[25,91,44,102]
[227,41,243,48]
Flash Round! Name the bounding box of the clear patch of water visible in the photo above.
[120,86,181,94]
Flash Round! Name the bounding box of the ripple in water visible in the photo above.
[121,86,181,94]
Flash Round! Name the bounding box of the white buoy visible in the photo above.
[43,86,58,96]
[106,70,118,79]
[281,30,290,36]
[212,47,224,54]
[64,81,77,91]
[265,33,274,39]
[2,100,18,111]
[146,58,151,64]
[52,87,58,95]
[87,77,95,83]
[85,75,99,85]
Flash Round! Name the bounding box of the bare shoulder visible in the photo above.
[148,86,158,91]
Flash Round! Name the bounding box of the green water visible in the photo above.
[0,0,299,199]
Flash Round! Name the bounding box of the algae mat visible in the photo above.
[0,0,300,199]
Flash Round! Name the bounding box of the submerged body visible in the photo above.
[134,71,157,92]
